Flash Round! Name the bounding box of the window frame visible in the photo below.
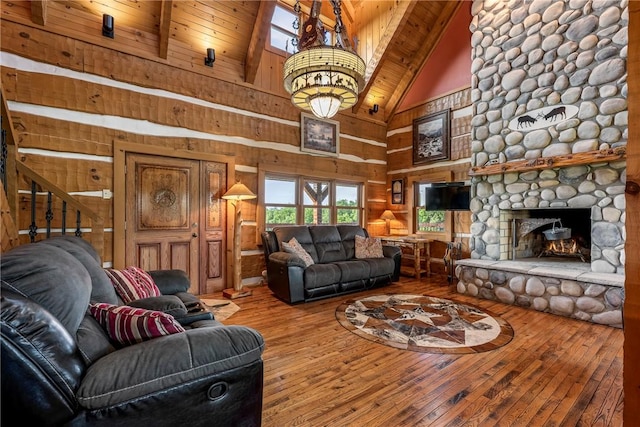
[259,166,367,236]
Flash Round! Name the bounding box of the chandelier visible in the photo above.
[283,0,365,119]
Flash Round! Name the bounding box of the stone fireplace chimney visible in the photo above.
[467,0,627,275]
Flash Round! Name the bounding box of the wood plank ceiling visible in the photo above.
[1,0,461,122]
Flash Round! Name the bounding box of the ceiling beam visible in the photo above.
[245,0,277,84]
[384,1,461,122]
[158,0,173,60]
[30,0,47,26]
[351,0,417,113]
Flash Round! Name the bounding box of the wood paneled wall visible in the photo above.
[624,1,640,423]
[0,19,388,283]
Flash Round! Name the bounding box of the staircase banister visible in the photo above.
[16,160,105,259]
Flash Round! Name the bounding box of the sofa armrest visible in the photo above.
[382,245,402,282]
[77,325,265,410]
[265,252,306,303]
[148,269,191,295]
[269,251,308,269]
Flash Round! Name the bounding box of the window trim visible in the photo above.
[405,170,453,240]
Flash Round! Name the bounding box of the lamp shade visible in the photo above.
[222,183,256,201]
[380,210,396,221]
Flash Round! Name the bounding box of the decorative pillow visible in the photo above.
[281,237,315,267]
[355,235,384,259]
[105,266,162,304]
[89,303,185,347]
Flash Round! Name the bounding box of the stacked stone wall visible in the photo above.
[456,261,624,328]
[468,0,628,274]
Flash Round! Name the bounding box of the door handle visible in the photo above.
[192,233,198,238]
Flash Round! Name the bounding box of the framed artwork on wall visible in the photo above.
[391,179,404,204]
[300,113,340,157]
[412,109,450,165]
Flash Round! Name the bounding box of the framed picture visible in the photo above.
[300,113,340,157]
[391,179,404,205]
[413,109,450,165]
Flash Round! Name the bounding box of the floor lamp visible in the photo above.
[222,182,256,299]
[380,210,396,236]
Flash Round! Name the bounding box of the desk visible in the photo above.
[380,236,430,279]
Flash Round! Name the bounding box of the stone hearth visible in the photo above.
[455,258,624,328]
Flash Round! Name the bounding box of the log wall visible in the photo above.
[0,20,388,284]
[385,87,473,274]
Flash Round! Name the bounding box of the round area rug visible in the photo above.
[335,294,514,354]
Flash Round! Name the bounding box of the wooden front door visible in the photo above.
[125,154,226,294]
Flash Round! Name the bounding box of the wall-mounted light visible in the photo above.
[369,104,379,115]
[102,14,114,39]
[204,48,215,67]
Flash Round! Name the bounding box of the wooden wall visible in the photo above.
[624,1,640,423]
[384,88,473,275]
[0,18,388,286]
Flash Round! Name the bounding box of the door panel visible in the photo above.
[125,153,228,295]
[200,162,227,294]
[126,154,199,292]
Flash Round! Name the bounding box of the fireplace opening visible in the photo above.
[506,208,591,262]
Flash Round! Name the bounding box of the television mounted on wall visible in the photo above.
[424,182,470,211]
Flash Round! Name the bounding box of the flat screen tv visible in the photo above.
[424,182,470,211]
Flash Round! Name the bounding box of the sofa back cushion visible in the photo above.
[309,226,347,263]
[38,237,119,305]
[274,226,319,263]
[0,243,91,336]
[337,225,368,259]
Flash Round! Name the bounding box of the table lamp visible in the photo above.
[380,210,396,235]
[222,182,256,299]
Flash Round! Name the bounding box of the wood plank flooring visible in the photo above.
[208,276,624,426]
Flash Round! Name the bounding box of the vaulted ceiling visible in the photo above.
[1,0,462,122]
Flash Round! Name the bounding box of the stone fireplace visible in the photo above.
[454,0,627,327]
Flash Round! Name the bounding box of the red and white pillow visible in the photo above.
[89,303,185,347]
[105,266,162,303]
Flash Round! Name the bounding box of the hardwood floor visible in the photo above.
[211,276,624,426]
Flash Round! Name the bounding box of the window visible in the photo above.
[263,174,363,230]
[270,4,336,54]
[335,183,360,224]
[270,5,298,53]
[415,183,445,232]
[264,176,298,229]
[303,179,330,225]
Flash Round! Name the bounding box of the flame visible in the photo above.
[546,238,579,255]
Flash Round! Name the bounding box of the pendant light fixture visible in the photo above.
[283,0,365,119]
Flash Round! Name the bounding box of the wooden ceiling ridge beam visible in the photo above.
[30,0,48,26]
[384,1,462,122]
[245,0,277,84]
[158,0,174,60]
[351,0,417,113]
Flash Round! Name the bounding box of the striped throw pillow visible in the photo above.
[89,303,185,347]
[105,266,162,303]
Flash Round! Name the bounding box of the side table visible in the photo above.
[380,236,431,279]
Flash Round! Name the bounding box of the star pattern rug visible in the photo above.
[335,294,514,354]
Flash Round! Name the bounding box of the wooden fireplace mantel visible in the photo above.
[468,147,627,177]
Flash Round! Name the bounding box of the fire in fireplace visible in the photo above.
[506,208,591,262]
[541,237,589,262]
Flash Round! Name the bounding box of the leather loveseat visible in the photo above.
[1,236,265,427]
[261,225,401,303]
